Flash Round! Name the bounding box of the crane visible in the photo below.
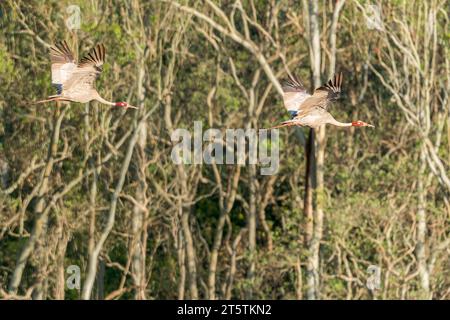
[272,73,373,129]
[35,40,137,109]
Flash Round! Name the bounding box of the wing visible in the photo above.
[63,44,106,94]
[281,75,311,114]
[290,73,344,119]
[50,41,77,90]
[312,72,343,103]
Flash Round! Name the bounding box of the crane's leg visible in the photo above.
[269,120,303,130]
[32,97,71,105]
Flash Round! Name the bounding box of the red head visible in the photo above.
[352,120,374,127]
[115,102,138,109]
[115,102,127,108]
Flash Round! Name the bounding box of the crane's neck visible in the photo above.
[95,94,116,106]
[327,117,352,127]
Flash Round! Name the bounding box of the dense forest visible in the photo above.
[0,0,449,300]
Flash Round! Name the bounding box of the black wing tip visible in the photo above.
[50,40,74,62]
[51,40,65,48]
[334,72,343,87]
[282,74,305,92]
[59,40,69,47]
[324,72,343,93]
[79,43,106,66]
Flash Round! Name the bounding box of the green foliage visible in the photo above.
[0,0,448,301]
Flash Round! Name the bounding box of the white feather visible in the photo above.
[283,91,311,111]
[51,62,77,85]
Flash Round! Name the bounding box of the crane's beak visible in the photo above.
[366,123,375,128]
[126,104,138,109]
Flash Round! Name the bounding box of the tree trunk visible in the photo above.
[131,53,148,300]
[246,163,257,299]
[181,205,198,299]
[305,0,322,300]
[304,128,316,299]
[8,107,67,296]
[82,116,143,299]
[416,145,430,299]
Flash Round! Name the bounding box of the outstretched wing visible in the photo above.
[281,75,311,116]
[50,41,77,93]
[281,73,344,120]
[78,43,106,70]
[63,44,106,95]
[312,72,343,103]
